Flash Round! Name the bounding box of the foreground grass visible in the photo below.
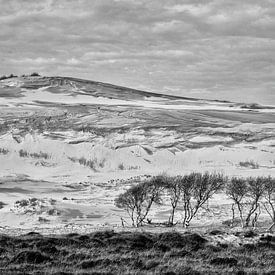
[0,230,274,274]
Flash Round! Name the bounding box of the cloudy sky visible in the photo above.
[0,0,274,104]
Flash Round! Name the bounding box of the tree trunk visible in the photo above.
[169,206,175,226]
[236,202,244,227]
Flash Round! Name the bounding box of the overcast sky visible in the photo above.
[0,0,274,104]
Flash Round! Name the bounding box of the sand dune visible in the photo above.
[0,76,275,232]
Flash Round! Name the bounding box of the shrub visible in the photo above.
[30,72,40,77]
[0,74,17,80]
[118,163,125,170]
[0,201,6,209]
[69,156,99,171]
[30,151,50,159]
[0,148,9,155]
[19,149,28,157]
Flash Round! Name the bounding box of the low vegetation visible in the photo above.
[0,72,40,80]
[0,148,9,155]
[68,156,106,171]
[0,230,273,274]
[18,149,50,159]
[13,198,59,215]
[0,74,17,80]
[30,72,40,77]
[239,160,259,169]
[116,173,275,230]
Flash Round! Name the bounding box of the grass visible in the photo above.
[0,148,9,155]
[239,160,259,169]
[18,150,50,159]
[68,156,106,171]
[0,230,273,274]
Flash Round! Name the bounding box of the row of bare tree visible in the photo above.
[115,173,275,230]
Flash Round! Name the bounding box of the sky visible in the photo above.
[0,0,275,104]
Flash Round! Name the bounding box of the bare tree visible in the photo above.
[181,172,225,227]
[163,175,182,226]
[262,176,275,230]
[226,176,266,228]
[226,177,248,227]
[115,177,164,227]
[244,177,265,227]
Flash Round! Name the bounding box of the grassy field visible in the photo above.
[0,229,274,274]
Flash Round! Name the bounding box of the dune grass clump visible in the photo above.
[0,74,17,81]
[0,202,6,209]
[68,156,106,171]
[239,160,259,169]
[13,198,59,215]
[0,148,9,155]
[18,149,50,159]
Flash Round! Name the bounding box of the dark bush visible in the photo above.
[243,230,257,238]
[30,72,40,77]
[208,229,224,235]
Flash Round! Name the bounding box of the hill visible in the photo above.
[0,75,275,232]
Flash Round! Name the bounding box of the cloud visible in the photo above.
[0,0,274,104]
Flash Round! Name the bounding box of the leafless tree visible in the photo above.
[244,177,265,227]
[262,176,275,231]
[226,176,266,228]
[180,172,225,227]
[115,177,164,227]
[226,177,247,227]
[162,175,182,226]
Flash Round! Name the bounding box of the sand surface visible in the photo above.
[0,76,274,234]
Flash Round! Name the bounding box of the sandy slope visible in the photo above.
[0,76,274,233]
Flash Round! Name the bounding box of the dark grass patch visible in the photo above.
[11,250,52,264]
[0,230,273,274]
[210,257,238,266]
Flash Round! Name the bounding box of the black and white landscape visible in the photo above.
[0,1,274,274]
